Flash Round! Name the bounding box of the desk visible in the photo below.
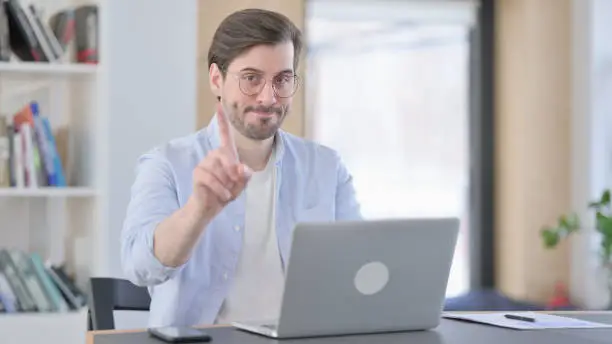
[87,311,612,344]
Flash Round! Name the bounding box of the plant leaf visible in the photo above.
[565,212,580,231]
[601,236,612,262]
[541,228,560,248]
[589,201,602,209]
[601,189,611,206]
[597,214,612,237]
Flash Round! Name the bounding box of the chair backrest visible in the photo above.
[87,277,151,330]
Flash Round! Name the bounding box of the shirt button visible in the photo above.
[234,225,240,232]
[223,272,228,280]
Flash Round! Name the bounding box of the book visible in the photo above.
[30,253,69,312]
[49,9,74,53]
[28,4,63,60]
[0,248,86,313]
[7,249,55,312]
[0,271,18,312]
[0,1,98,64]
[20,2,55,61]
[74,5,97,64]
[45,265,86,310]
[3,0,45,61]
[0,0,10,61]
[0,249,36,312]
[2,100,67,188]
[0,116,9,187]
[11,128,24,187]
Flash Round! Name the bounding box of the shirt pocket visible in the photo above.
[296,190,336,223]
[297,205,335,223]
[292,174,336,223]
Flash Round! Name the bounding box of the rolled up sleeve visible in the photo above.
[121,151,182,286]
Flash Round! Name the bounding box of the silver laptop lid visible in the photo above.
[276,217,460,338]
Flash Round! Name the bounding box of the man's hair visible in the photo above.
[208,8,303,77]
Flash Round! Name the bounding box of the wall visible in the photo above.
[196,0,306,136]
[494,0,573,303]
[104,0,198,277]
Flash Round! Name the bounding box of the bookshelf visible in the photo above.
[0,61,98,76]
[0,0,103,342]
[0,186,96,197]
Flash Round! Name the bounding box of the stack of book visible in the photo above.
[0,0,98,64]
[0,101,66,188]
[0,248,87,313]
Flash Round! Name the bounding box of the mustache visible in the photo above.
[244,105,283,116]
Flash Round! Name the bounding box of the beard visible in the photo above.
[225,101,289,140]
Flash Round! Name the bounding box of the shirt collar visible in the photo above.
[204,112,285,166]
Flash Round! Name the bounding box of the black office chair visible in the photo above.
[87,277,151,330]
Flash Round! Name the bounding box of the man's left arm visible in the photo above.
[335,156,363,221]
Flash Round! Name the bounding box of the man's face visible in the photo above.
[212,42,296,141]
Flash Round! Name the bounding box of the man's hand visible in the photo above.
[188,103,251,217]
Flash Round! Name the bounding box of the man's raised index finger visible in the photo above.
[216,102,238,160]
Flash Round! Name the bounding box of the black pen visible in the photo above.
[504,314,536,322]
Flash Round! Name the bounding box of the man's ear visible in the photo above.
[209,63,223,99]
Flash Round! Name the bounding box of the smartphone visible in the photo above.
[148,326,212,343]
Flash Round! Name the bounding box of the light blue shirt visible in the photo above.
[120,115,362,327]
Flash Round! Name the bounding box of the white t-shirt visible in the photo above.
[215,149,285,324]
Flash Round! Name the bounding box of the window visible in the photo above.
[305,0,477,297]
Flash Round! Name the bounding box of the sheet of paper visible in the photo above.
[442,312,612,330]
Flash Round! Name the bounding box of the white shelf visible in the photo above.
[0,308,88,344]
[0,62,98,77]
[0,187,97,197]
[0,0,105,340]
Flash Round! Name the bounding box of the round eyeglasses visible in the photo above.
[229,72,300,98]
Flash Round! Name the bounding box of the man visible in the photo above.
[121,8,362,328]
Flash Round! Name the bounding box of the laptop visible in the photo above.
[232,217,460,339]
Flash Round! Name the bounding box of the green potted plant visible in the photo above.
[540,189,612,307]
